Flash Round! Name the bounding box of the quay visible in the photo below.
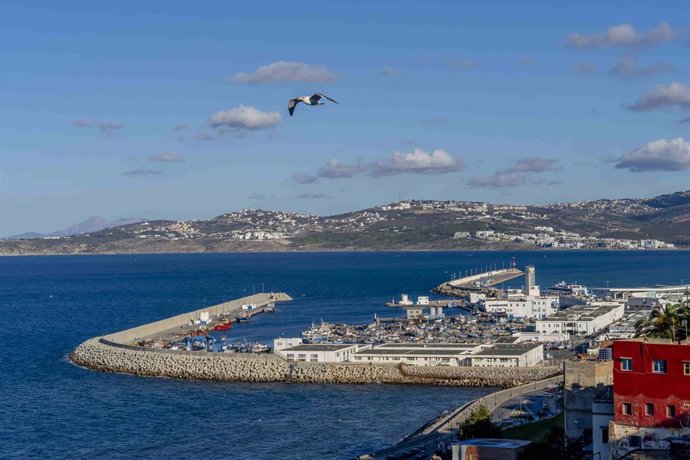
[104,292,291,346]
[434,267,523,298]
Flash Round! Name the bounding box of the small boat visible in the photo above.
[265,302,276,313]
[237,311,251,323]
[214,320,232,331]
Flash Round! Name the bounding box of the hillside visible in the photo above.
[2,191,689,255]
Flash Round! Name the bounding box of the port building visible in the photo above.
[535,302,624,336]
[351,342,544,368]
[483,296,559,320]
[273,338,367,363]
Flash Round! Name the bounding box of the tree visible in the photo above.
[459,405,501,440]
[635,303,690,342]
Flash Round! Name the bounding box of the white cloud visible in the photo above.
[467,173,529,188]
[208,105,282,130]
[122,169,162,177]
[615,138,690,172]
[379,66,399,77]
[567,22,675,49]
[292,148,463,183]
[73,118,124,134]
[610,57,675,79]
[298,192,331,199]
[467,157,559,188]
[628,82,690,111]
[575,63,598,75]
[232,61,335,84]
[371,149,462,176]
[317,159,367,179]
[148,152,185,162]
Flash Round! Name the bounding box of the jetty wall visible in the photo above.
[70,338,562,387]
[104,292,291,344]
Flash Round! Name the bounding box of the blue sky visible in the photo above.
[1,0,689,235]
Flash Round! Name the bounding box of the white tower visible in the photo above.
[524,265,540,296]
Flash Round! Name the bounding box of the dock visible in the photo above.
[434,268,524,298]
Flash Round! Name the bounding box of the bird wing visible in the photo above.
[288,98,299,116]
[314,93,339,104]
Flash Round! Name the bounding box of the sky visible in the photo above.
[1,0,689,236]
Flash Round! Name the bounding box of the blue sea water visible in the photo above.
[1,250,688,459]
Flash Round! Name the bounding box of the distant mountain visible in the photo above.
[2,191,689,255]
[5,216,148,240]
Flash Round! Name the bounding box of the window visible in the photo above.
[310,354,318,362]
[629,436,641,448]
[286,353,294,361]
[602,427,609,444]
[684,363,690,375]
[653,360,667,373]
[621,358,633,371]
[622,402,632,415]
[298,353,306,362]
[667,405,676,418]
[646,403,654,416]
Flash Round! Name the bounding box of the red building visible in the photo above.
[613,338,690,428]
[609,338,690,458]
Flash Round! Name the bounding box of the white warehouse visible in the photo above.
[483,296,559,320]
[535,302,624,336]
[273,338,368,363]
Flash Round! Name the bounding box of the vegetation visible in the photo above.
[516,426,583,460]
[635,303,690,341]
[458,405,502,440]
[502,412,563,442]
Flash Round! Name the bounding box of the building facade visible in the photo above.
[609,339,690,458]
[536,302,624,336]
[484,296,559,320]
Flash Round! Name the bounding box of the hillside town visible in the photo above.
[3,191,689,254]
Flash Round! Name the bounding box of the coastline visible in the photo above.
[2,247,686,257]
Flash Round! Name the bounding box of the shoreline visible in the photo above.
[2,247,687,257]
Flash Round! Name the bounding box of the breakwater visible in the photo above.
[70,291,562,387]
[71,338,561,387]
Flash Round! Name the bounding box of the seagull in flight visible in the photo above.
[288,93,339,116]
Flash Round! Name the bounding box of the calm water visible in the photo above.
[1,251,688,459]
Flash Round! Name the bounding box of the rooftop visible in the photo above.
[473,343,542,356]
[376,343,477,349]
[458,438,531,448]
[282,344,358,352]
[538,303,622,322]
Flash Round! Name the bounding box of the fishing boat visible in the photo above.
[237,311,251,323]
[214,320,232,331]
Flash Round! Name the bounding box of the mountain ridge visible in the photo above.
[2,190,689,255]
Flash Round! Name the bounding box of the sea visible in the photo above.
[1,250,688,459]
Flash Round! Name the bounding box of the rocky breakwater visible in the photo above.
[70,339,561,387]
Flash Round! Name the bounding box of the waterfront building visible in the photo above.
[467,343,544,368]
[608,338,690,459]
[275,343,365,363]
[535,302,624,336]
[351,342,543,368]
[483,295,559,320]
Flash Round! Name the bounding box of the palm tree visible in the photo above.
[635,303,690,341]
